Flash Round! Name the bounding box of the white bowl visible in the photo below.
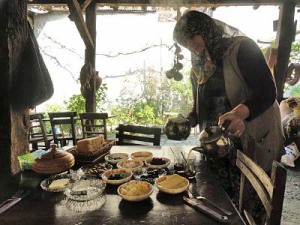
[101,168,132,185]
[145,157,171,169]
[117,180,154,202]
[155,174,189,194]
[105,153,129,164]
[130,151,153,162]
[117,159,144,172]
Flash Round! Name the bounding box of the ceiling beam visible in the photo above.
[67,0,94,49]
[28,0,300,7]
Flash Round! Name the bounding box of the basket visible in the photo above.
[67,140,115,164]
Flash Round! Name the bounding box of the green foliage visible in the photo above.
[110,66,193,126]
[63,83,108,113]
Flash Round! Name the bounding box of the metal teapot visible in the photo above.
[163,114,191,140]
[191,120,233,158]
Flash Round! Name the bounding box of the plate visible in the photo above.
[105,153,129,164]
[79,162,113,178]
[40,172,72,192]
[145,157,171,169]
[155,174,189,194]
[130,151,153,162]
[65,178,106,201]
[117,159,143,172]
[101,168,132,185]
[117,180,154,202]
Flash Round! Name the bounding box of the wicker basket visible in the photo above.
[68,140,115,164]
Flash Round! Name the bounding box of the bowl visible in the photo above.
[80,163,113,178]
[65,178,106,201]
[155,174,189,194]
[105,153,129,164]
[130,151,153,162]
[117,159,143,172]
[40,172,72,193]
[101,168,132,185]
[145,157,171,169]
[117,180,154,202]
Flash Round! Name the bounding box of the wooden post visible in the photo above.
[274,0,296,102]
[0,0,30,177]
[85,1,97,112]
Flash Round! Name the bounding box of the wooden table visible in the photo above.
[0,146,245,225]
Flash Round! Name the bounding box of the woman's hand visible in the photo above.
[218,104,250,137]
[186,112,198,128]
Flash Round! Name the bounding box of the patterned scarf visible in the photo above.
[173,10,233,84]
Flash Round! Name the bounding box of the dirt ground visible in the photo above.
[281,159,300,225]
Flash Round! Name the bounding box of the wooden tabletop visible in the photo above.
[0,145,245,225]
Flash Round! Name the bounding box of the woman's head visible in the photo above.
[173,10,227,60]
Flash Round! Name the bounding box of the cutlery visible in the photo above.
[189,186,233,216]
[183,196,229,223]
[0,190,24,209]
[0,190,30,215]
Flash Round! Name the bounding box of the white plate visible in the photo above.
[145,157,171,169]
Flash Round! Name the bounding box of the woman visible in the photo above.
[173,10,284,222]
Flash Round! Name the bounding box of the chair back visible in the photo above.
[236,150,287,225]
[79,112,108,140]
[29,113,52,150]
[116,124,161,146]
[48,111,77,146]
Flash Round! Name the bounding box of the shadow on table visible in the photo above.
[119,198,154,218]
[156,191,184,205]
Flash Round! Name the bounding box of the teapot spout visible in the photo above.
[191,146,204,153]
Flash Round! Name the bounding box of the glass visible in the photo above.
[184,156,196,180]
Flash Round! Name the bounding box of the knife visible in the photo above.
[183,196,229,223]
[0,190,30,215]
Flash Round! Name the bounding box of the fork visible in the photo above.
[189,187,233,216]
[0,190,24,209]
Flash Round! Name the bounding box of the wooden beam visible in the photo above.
[85,1,97,112]
[81,0,92,11]
[274,0,296,102]
[67,0,94,49]
[28,0,300,7]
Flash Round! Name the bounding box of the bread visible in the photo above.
[76,136,104,154]
[158,174,187,189]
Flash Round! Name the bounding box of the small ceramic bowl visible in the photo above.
[130,151,153,162]
[155,174,189,194]
[145,157,171,169]
[105,153,129,164]
[101,168,132,185]
[117,180,154,202]
[117,159,143,172]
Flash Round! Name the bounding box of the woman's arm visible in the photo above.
[236,38,276,121]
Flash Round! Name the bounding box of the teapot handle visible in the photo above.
[220,120,231,131]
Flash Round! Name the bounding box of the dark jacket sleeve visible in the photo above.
[237,38,277,121]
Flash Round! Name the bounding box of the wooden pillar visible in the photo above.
[274,0,296,102]
[85,2,97,112]
[0,0,30,177]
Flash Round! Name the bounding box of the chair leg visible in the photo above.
[32,143,38,150]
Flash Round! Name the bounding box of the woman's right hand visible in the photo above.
[186,113,198,127]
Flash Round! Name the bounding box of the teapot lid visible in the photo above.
[199,126,223,143]
[169,113,188,123]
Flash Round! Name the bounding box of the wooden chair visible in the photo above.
[116,124,161,146]
[79,112,108,140]
[29,112,53,151]
[236,150,287,225]
[48,111,78,147]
